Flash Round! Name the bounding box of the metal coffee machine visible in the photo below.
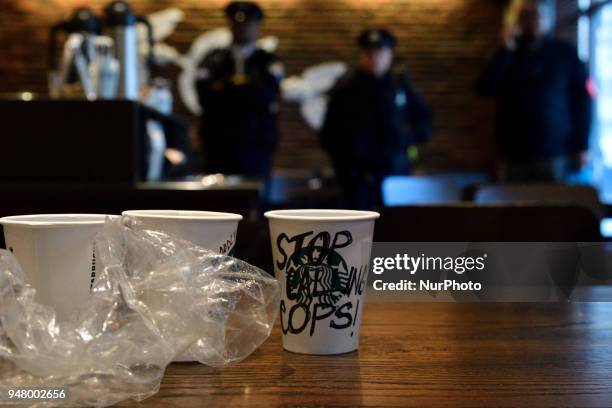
[102,1,153,100]
[47,1,153,100]
[48,7,100,96]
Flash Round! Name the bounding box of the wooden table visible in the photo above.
[126,302,612,407]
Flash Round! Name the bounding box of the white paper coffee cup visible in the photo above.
[122,210,243,362]
[122,210,242,255]
[265,209,379,355]
[0,214,112,321]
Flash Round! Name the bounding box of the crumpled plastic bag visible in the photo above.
[0,215,280,407]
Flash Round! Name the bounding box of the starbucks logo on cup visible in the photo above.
[286,242,349,307]
[277,230,367,338]
[266,209,379,354]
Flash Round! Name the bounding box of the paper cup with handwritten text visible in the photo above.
[265,210,379,355]
[122,210,242,255]
[123,210,243,362]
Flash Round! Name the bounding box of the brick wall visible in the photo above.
[0,0,503,172]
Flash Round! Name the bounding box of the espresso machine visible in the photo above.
[41,2,186,183]
[48,7,100,95]
[48,1,153,100]
[102,1,153,100]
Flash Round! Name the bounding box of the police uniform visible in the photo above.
[477,37,592,182]
[320,29,432,209]
[195,2,281,178]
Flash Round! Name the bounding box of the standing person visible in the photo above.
[195,1,283,178]
[320,29,432,210]
[477,0,592,182]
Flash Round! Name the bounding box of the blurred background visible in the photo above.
[1,0,505,172]
[0,0,611,252]
[1,1,609,181]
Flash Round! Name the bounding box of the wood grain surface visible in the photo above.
[122,302,612,408]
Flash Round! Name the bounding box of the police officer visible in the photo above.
[320,29,432,209]
[476,0,592,182]
[195,1,282,178]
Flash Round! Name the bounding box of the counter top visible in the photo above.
[123,301,612,407]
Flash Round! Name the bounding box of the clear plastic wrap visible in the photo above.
[0,215,280,407]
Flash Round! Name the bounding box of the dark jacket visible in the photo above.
[320,68,432,208]
[195,47,281,177]
[477,37,592,160]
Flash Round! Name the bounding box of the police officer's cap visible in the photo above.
[225,1,264,22]
[357,29,396,49]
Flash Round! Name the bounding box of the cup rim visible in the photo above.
[0,214,113,228]
[122,210,243,222]
[264,209,380,222]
